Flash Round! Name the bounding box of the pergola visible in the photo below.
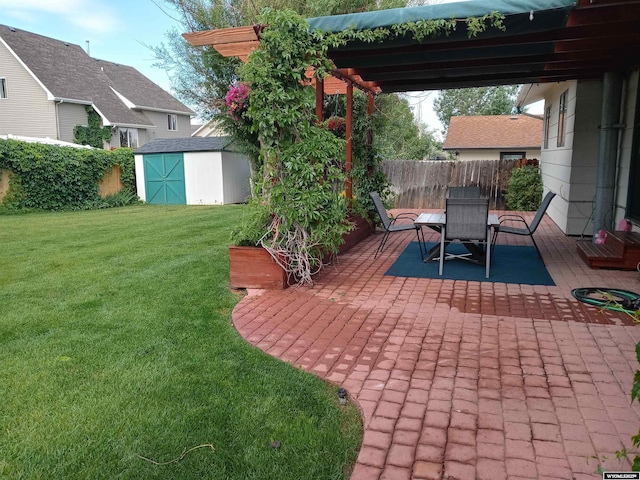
[184,0,640,233]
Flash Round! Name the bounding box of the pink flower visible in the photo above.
[225,82,250,120]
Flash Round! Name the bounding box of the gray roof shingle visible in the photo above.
[0,24,192,126]
[98,61,193,114]
[443,115,543,150]
[134,136,235,154]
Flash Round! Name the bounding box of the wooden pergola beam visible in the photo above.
[182,26,258,47]
[183,26,379,95]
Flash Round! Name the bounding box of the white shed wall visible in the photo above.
[221,152,251,204]
[135,149,250,205]
[184,151,224,205]
[134,154,146,201]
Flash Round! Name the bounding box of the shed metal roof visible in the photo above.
[134,136,235,154]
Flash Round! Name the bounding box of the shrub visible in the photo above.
[100,188,140,208]
[506,165,543,211]
[229,200,272,246]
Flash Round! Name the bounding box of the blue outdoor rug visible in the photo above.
[385,242,556,286]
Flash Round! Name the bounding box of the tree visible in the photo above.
[373,94,442,160]
[153,0,404,121]
[323,90,441,160]
[151,0,410,172]
[433,85,520,131]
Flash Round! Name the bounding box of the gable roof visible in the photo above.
[443,115,542,150]
[0,24,192,127]
[134,136,235,154]
[98,61,193,115]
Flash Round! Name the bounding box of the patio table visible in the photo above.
[414,212,500,263]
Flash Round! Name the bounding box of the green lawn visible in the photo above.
[0,205,362,479]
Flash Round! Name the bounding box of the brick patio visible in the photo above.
[232,210,640,479]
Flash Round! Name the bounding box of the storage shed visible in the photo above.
[134,137,250,205]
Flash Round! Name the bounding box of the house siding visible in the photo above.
[140,110,191,142]
[455,149,541,162]
[57,102,89,144]
[566,81,602,235]
[0,40,57,138]
[108,111,190,149]
[540,73,639,235]
[540,81,583,235]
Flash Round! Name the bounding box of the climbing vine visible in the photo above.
[73,106,113,149]
[227,7,506,285]
[0,139,134,211]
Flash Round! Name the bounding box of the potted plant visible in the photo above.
[229,201,289,290]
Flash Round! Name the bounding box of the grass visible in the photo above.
[0,205,362,479]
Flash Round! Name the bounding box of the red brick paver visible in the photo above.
[232,211,640,479]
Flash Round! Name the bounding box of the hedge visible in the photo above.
[0,139,135,211]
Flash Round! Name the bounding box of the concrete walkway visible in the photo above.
[232,211,640,479]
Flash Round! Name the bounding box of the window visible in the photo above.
[168,114,177,131]
[557,90,568,147]
[0,78,7,99]
[543,105,551,149]
[500,152,526,160]
[119,128,138,148]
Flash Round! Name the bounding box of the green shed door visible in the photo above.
[143,153,186,205]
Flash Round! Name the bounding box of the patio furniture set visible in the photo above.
[370,189,557,278]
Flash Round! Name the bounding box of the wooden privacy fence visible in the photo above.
[381,159,522,209]
[98,165,124,197]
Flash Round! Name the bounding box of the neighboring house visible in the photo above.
[134,136,250,205]
[0,24,193,149]
[518,74,639,236]
[192,119,227,137]
[443,115,543,161]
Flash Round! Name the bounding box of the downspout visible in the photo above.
[55,99,62,140]
[593,72,624,239]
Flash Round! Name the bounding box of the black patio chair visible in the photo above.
[369,191,419,259]
[440,197,491,278]
[492,191,556,259]
[447,186,481,199]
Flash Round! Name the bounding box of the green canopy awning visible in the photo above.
[306,0,640,93]
[183,0,640,93]
[308,0,575,34]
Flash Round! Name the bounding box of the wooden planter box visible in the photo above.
[229,246,288,290]
[339,214,374,253]
[229,216,372,290]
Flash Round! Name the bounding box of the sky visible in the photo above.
[0,0,180,92]
[0,0,541,133]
